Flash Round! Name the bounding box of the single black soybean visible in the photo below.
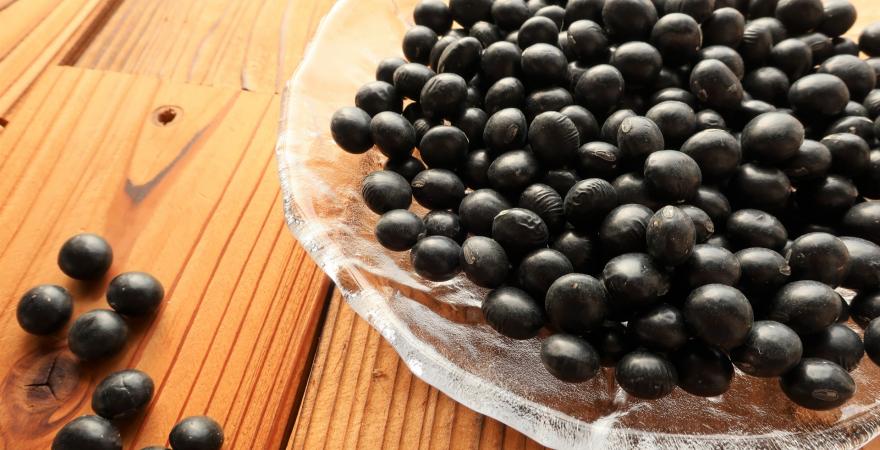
[482,286,545,339]
[361,170,412,214]
[780,358,855,410]
[16,285,73,335]
[92,369,154,420]
[68,309,128,361]
[731,320,803,377]
[169,416,225,450]
[646,206,697,266]
[52,416,122,450]
[375,210,425,251]
[517,248,573,299]
[540,334,601,382]
[410,236,462,281]
[674,341,735,397]
[411,169,465,210]
[461,236,509,288]
[615,350,677,399]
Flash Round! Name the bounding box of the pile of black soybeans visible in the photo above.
[330,0,880,409]
[14,233,224,450]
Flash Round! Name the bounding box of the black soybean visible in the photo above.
[540,334,601,382]
[680,129,741,181]
[789,73,851,117]
[702,7,745,47]
[727,163,792,211]
[618,116,665,162]
[459,189,511,236]
[330,107,373,154]
[355,81,401,117]
[58,233,113,281]
[780,358,855,410]
[420,73,468,119]
[414,0,453,34]
[461,236,510,288]
[16,285,73,335]
[602,0,659,42]
[650,13,702,64]
[781,139,832,183]
[599,204,654,256]
[92,369,154,420]
[361,170,412,214]
[412,169,465,210]
[52,416,122,450]
[821,133,870,177]
[484,108,528,152]
[842,201,880,245]
[68,309,128,361]
[551,230,597,273]
[546,273,609,334]
[403,26,438,65]
[786,232,850,287]
[370,112,416,159]
[726,209,788,250]
[690,59,743,110]
[517,16,559,48]
[615,350,677,399]
[107,272,164,317]
[731,320,803,377]
[419,125,468,169]
[169,416,225,450]
[602,253,669,310]
[859,22,880,56]
[680,244,741,288]
[818,55,876,101]
[865,318,880,365]
[674,341,735,397]
[517,248,573,299]
[375,210,425,251]
[741,112,804,164]
[629,304,689,352]
[564,178,618,228]
[521,43,568,88]
[643,150,701,203]
[769,280,842,335]
[802,323,865,372]
[492,208,550,256]
[376,57,407,84]
[482,286,545,339]
[735,247,790,295]
[840,236,880,292]
[611,42,663,88]
[518,183,565,232]
[528,112,580,167]
[411,236,462,281]
[647,206,697,266]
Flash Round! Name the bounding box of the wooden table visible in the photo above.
[0,1,877,449]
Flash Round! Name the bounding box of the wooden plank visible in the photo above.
[72,0,338,93]
[288,291,551,450]
[0,65,329,449]
[0,0,118,115]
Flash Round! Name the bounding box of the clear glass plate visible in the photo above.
[274,1,880,447]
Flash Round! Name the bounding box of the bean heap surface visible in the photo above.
[331,0,880,410]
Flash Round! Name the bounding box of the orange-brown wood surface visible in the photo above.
[0,1,878,449]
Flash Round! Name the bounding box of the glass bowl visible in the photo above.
[274,1,880,447]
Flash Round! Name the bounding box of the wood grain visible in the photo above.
[0,65,329,449]
[288,291,550,450]
[0,0,120,115]
[72,0,337,93]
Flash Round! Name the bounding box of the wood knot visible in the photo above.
[152,106,182,126]
[0,347,89,436]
